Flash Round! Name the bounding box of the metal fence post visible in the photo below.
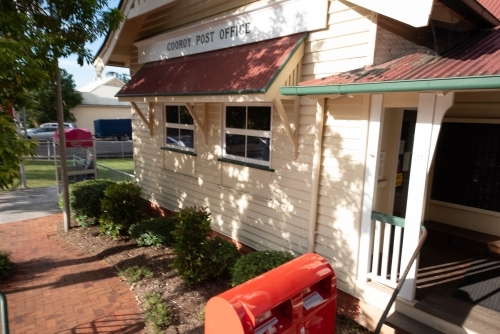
[0,291,9,334]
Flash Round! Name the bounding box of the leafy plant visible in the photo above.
[117,265,153,284]
[203,237,241,279]
[144,292,170,333]
[63,179,115,227]
[231,250,295,286]
[99,182,144,239]
[0,250,15,282]
[170,206,212,286]
[128,217,175,247]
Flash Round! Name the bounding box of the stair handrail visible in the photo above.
[374,224,428,334]
[0,291,8,334]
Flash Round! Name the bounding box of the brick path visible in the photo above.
[0,214,144,333]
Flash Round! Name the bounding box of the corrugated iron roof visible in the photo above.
[117,33,305,97]
[299,27,500,87]
[478,0,500,20]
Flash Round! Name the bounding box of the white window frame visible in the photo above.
[222,103,272,167]
[164,104,195,153]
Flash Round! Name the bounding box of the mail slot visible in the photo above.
[205,253,336,334]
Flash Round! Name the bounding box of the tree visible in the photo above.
[0,113,37,189]
[29,69,82,125]
[106,71,130,84]
[0,1,124,229]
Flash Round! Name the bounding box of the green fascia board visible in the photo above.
[280,75,500,96]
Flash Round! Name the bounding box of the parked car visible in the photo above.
[26,127,57,141]
[40,122,77,129]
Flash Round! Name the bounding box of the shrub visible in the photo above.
[144,292,170,333]
[170,206,212,286]
[203,237,241,279]
[231,250,295,286]
[0,250,15,282]
[128,217,176,247]
[99,182,144,239]
[117,265,154,283]
[63,179,115,227]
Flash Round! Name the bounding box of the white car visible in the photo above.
[26,127,57,141]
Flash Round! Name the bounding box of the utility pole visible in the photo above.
[55,63,71,231]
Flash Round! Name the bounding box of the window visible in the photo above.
[165,105,194,151]
[223,105,271,166]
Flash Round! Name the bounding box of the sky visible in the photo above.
[59,0,129,90]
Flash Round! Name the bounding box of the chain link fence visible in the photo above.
[2,140,134,191]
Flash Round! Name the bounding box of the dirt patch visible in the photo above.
[58,222,372,333]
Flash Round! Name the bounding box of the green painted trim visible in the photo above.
[160,147,197,156]
[116,88,266,98]
[262,32,308,92]
[371,211,405,228]
[280,75,500,96]
[218,158,275,172]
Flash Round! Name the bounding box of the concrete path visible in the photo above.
[0,187,61,224]
[0,215,145,333]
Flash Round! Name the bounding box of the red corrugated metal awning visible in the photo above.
[117,33,306,97]
[298,27,500,87]
[478,0,500,20]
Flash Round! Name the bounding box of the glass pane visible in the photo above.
[180,129,194,148]
[248,106,271,130]
[166,106,179,123]
[226,106,246,129]
[166,128,179,145]
[179,106,194,125]
[225,134,246,157]
[247,136,270,161]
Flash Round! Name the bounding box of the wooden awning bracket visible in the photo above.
[131,101,154,136]
[185,102,208,145]
[273,97,299,159]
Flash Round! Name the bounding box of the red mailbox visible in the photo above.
[205,253,336,334]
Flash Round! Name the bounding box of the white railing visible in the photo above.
[367,211,405,288]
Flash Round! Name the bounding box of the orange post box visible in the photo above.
[205,253,336,334]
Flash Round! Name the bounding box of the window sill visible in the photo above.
[218,158,274,172]
[161,147,197,156]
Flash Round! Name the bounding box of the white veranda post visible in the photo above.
[399,92,454,300]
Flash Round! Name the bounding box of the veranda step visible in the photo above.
[385,311,446,334]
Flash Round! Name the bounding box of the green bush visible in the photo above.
[99,182,144,239]
[128,217,176,247]
[0,250,15,282]
[231,250,295,286]
[203,237,241,279]
[170,206,212,286]
[144,292,170,333]
[63,179,115,227]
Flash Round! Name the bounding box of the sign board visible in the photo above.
[396,173,403,187]
[135,0,328,64]
[348,0,433,27]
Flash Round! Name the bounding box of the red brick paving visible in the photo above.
[0,214,145,333]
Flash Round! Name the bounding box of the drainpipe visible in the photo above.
[308,98,326,253]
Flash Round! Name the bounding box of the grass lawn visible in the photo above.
[2,158,134,190]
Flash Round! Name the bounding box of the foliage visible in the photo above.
[0,250,15,282]
[144,292,170,333]
[118,265,153,284]
[99,182,144,239]
[170,206,212,286]
[64,179,115,227]
[231,250,295,287]
[106,71,130,83]
[0,114,38,190]
[28,69,82,125]
[203,237,241,279]
[128,217,176,247]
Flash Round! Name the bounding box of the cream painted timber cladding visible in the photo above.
[301,0,378,81]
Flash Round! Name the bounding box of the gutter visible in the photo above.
[279,75,500,96]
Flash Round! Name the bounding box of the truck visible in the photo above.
[93,118,132,141]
